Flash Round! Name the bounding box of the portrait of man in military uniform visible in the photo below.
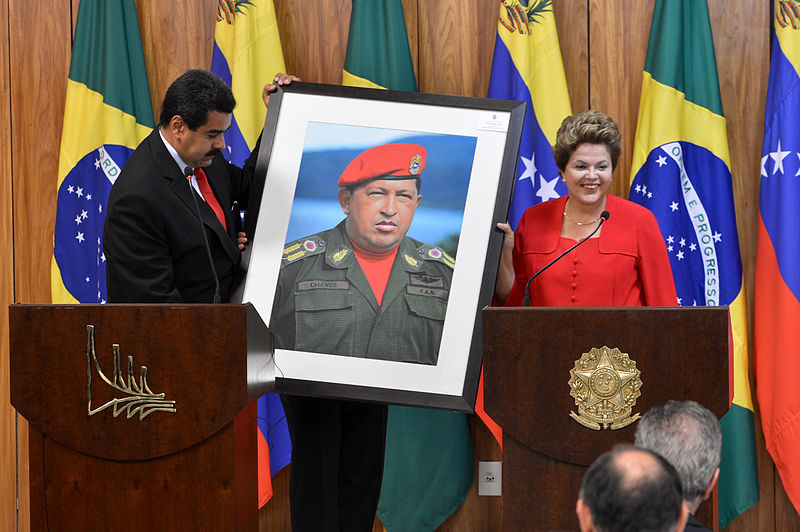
[270,127,475,365]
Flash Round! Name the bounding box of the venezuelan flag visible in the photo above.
[211,0,290,508]
[487,0,571,229]
[212,0,285,166]
[630,1,758,527]
[51,0,153,304]
[338,2,473,530]
[476,0,572,450]
[755,8,800,516]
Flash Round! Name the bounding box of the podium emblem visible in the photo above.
[568,346,642,430]
[86,325,177,420]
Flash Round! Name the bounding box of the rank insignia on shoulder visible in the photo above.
[282,236,326,265]
[418,245,455,269]
[332,248,349,263]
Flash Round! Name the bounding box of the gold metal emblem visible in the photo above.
[568,346,641,430]
[332,248,349,263]
[86,325,176,420]
[404,253,419,267]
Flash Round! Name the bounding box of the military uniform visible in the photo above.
[273,142,447,531]
[272,220,454,365]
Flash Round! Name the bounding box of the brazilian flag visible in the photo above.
[51,0,153,304]
[342,2,473,531]
[342,0,417,91]
[629,1,758,527]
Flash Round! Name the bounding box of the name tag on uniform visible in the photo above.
[406,285,449,299]
[297,280,350,291]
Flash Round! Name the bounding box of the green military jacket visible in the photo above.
[271,221,454,365]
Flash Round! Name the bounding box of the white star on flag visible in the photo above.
[770,140,790,175]
[518,154,536,182]
[536,175,561,203]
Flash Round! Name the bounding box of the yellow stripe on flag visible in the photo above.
[215,3,285,149]
[58,80,151,186]
[630,73,731,180]
[730,287,754,411]
[51,255,79,304]
[342,70,387,90]
[777,20,800,80]
[496,13,570,146]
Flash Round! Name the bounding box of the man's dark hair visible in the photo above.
[580,444,684,532]
[159,69,236,130]
[635,400,721,505]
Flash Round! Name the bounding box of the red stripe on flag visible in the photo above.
[475,365,503,450]
[755,215,800,512]
[258,427,273,508]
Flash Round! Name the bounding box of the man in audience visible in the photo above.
[576,444,688,532]
[635,400,722,531]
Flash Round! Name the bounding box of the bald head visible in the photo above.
[577,445,686,532]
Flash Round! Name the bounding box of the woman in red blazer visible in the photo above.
[495,110,677,307]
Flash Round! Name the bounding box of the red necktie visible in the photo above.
[193,167,227,231]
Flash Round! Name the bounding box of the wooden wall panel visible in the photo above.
[555,0,590,113]
[275,0,351,84]
[136,0,218,124]
[0,0,15,528]
[416,0,497,97]
[10,0,71,305]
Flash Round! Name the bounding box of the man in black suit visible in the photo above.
[104,69,293,303]
[635,400,722,532]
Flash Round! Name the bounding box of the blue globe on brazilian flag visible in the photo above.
[629,1,757,528]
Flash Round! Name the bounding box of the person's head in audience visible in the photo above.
[635,400,721,515]
[576,444,687,532]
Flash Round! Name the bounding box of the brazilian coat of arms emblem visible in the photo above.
[568,346,642,430]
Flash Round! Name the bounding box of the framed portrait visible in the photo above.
[232,82,524,411]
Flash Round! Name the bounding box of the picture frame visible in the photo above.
[232,81,524,412]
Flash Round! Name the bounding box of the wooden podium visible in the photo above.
[482,307,729,532]
[9,303,274,531]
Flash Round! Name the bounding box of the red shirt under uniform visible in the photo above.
[505,194,678,307]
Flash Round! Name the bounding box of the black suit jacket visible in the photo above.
[103,129,259,303]
[685,512,712,532]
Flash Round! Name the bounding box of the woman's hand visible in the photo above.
[494,222,515,304]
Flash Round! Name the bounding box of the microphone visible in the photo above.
[185,167,221,303]
[522,210,609,306]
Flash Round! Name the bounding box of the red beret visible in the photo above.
[338,143,427,187]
